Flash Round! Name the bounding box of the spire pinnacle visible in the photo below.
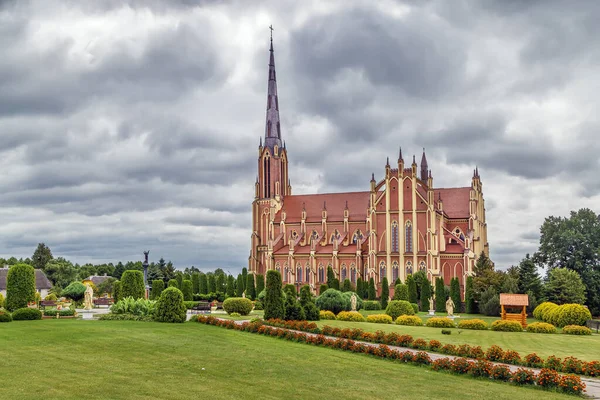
[386,156,390,166]
[371,172,375,181]
[264,25,282,151]
[398,146,403,161]
[420,147,429,181]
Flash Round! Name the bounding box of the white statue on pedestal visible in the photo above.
[350,293,357,312]
[84,284,94,311]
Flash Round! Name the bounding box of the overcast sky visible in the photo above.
[0,0,598,273]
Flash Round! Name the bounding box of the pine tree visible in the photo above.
[420,279,431,310]
[381,277,389,309]
[368,278,376,300]
[226,275,235,297]
[435,277,446,312]
[199,273,208,294]
[246,274,256,300]
[465,276,475,313]
[517,254,543,299]
[356,278,363,298]
[255,274,265,296]
[264,270,284,320]
[236,274,244,297]
[407,274,418,304]
[32,243,53,270]
[450,277,461,313]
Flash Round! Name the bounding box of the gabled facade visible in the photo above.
[249,35,490,296]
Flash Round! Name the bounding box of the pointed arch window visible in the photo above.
[297,265,303,282]
[379,261,386,282]
[392,261,399,282]
[350,265,356,284]
[352,230,363,244]
[306,264,311,284]
[419,261,426,272]
[284,265,289,283]
[275,262,280,273]
[318,265,325,283]
[406,261,413,276]
[341,264,347,281]
[391,221,399,252]
[405,221,413,253]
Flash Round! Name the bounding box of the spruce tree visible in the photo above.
[420,279,431,310]
[236,274,244,296]
[465,276,475,314]
[246,274,256,300]
[255,274,265,296]
[264,270,284,320]
[191,272,200,294]
[226,275,235,297]
[435,277,446,312]
[450,277,461,313]
[242,268,248,293]
[356,278,363,298]
[517,254,543,299]
[381,277,389,309]
[368,277,376,300]
[407,274,418,304]
[199,273,208,294]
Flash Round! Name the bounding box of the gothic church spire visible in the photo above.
[264,26,282,151]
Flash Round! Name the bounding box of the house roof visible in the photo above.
[499,293,529,306]
[84,275,113,286]
[434,187,471,218]
[277,191,370,223]
[0,268,52,290]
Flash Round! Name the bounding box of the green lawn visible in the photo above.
[316,319,600,361]
[0,320,575,400]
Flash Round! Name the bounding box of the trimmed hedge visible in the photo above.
[562,325,592,335]
[336,311,366,322]
[150,280,164,300]
[549,304,592,328]
[182,280,193,301]
[12,307,42,320]
[426,317,455,328]
[223,297,253,315]
[154,287,186,323]
[533,302,556,320]
[0,311,12,322]
[319,310,336,320]
[526,322,557,334]
[316,289,346,314]
[410,303,419,314]
[6,264,36,311]
[457,319,488,330]
[385,300,415,320]
[121,270,145,299]
[366,314,393,324]
[491,320,522,332]
[395,315,423,326]
[362,300,382,310]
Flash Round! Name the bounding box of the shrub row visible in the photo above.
[366,314,393,324]
[491,320,523,332]
[526,322,557,334]
[336,311,366,322]
[362,301,382,310]
[196,316,586,396]
[12,308,42,320]
[0,310,12,322]
[261,320,600,377]
[98,313,155,322]
[533,302,592,328]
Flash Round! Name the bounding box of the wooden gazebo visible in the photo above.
[500,293,529,328]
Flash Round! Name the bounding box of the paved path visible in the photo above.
[222,318,600,399]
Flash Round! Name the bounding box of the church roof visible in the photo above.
[434,187,471,218]
[278,191,370,223]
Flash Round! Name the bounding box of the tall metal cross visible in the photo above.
[269,25,274,40]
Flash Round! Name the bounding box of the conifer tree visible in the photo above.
[420,279,431,310]
[394,284,408,301]
[326,266,336,288]
[356,278,363,298]
[182,279,193,301]
[394,277,401,287]
[226,275,235,297]
[381,277,389,309]
[368,277,376,300]
[435,277,446,312]
[517,254,543,299]
[236,274,244,297]
[255,274,265,296]
[465,276,475,314]
[264,270,284,320]
[191,272,200,294]
[407,274,418,304]
[216,273,226,293]
[300,284,319,320]
[342,278,352,292]
[319,284,329,295]
[246,274,256,300]
[450,277,461,313]
[208,274,216,293]
[242,267,248,292]
[199,273,208,294]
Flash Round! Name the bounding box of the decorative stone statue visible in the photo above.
[446,296,455,317]
[429,297,434,311]
[350,293,357,312]
[242,291,246,298]
[84,284,94,311]
[143,250,149,263]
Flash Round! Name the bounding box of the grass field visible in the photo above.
[315,319,600,361]
[0,320,577,400]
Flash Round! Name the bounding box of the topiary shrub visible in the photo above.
[549,304,592,328]
[299,285,319,321]
[341,291,363,311]
[44,293,57,301]
[316,289,346,315]
[410,303,419,314]
[393,284,409,301]
[533,301,557,321]
[457,319,488,330]
[336,311,366,322]
[182,280,193,301]
[154,287,187,323]
[121,270,145,299]
[385,300,414,320]
[362,300,382,310]
[6,264,36,311]
[264,270,285,320]
[113,280,122,302]
[0,311,12,323]
[62,281,87,302]
[426,317,454,328]
[526,322,557,334]
[223,297,253,316]
[491,320,522,332]
[284,290,305,321]
[12,308,42,320]
[366,314,393,324]
[319,310,336,320]
[395,315,423,326]
[150,280,164,300]
[562,325,592,335]
[253,301,263,310]
[168,279,179,289]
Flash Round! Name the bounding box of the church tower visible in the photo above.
[250,28,290,274]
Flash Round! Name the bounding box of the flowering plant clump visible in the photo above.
[470,346,484,359]
[398,334,414,347]
[502,350,522,365]
[431,357,452,371]
[336,311,366,322]
[545,355,562,371]
[485,345,504,362]
[537,368,560,388]
[450,358,473,374]
[490,365,512,381]
[428,340,442,351]
[456,344,473,358]
[412,338,428,350]
[413,351,432,365]
[562,356,583,374]
[491,320,523,332]
[470,359,493,378]
[558,375,586,395]
[512,368,536,385]
[583,361,600,377]
[457,319,488,330]
[524,353,544,368]
[440,344,458,356]
[426,317,455,328]
[526,322,557,334]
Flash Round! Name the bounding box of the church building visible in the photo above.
[248,35,490,296]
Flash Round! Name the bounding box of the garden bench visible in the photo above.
[190,302,211,314]
[587,319,600,333]
[93,298,113,308]
[39,300,57,310]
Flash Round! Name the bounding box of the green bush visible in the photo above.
[62,281,87,302]
[182,280,193,301]
[425,317,455,328]
[381,277,389,309]
[0,311,12,322]
[300,285,319,321]
[362,300,382,310]
[154,287,187,323]
[6,264,36,311]
[385,300,414,320]
[169,279,179,289]
[457,319,488,330]
[183,301,200,309]
[341,291,363,311]
[316,289,346,314]
[410,303,419,314]
[99,313,154,322]
[526,322,557,334]
[533,302,558,321]
[366,314,393,324]
[44,293,57,301]
[113,280,122,302]
[441,329,452,335]
[121,270,145,299]
[246,274,256,300]
[319,284,329,295]
[319,310,335,320]
[0,293,4,308]
[230,312,241,318]
[395,315,423,326]
[264,270,285,320]
[562,325,592,335]
[110,297,156,316]
[548,304,592,328]
[491,320,522,332]
[254,300,264,310]
[394,284,409,301]
[336,311,365,322]
[43,309,76,318]
[223,297,253,315]
[12,307,42,320]
[150,280,164,300]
